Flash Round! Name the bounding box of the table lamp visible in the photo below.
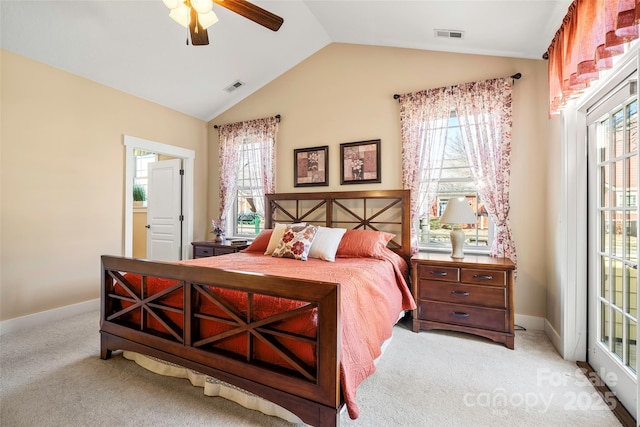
[440,197,477,259]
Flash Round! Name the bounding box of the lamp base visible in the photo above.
[449,226,466,259]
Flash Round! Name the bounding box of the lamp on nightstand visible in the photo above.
[440,197,477,259]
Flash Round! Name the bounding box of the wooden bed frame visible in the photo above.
[100,189,410,427]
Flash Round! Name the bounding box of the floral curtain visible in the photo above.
[217,116,278,230]
[399,89,451,254]
[454,78,517,263]
[547,0,640,116]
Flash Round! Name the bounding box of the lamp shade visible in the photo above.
[440,197,477,225]
[198,10,219,29]
[163,0,182,9]
[169,4,190,27]
[191,0,213,14]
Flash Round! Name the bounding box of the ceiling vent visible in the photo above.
[435,29,464,39]
[225,80,244,93]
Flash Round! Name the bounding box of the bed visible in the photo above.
[100,189,414,426]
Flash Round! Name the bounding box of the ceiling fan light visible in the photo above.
[169,4,190,28]
[162,0,182,10]
[190,0,213,15]
[198,10,218,30]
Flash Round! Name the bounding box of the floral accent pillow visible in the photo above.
[264,222,306,255]
[271,224,318,261]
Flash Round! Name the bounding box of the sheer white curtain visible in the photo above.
[399,88,452,253]
[217,116,278,230]
[454,78,516,263]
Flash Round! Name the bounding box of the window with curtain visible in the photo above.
[217,116,278,238]
[399,77,516,264]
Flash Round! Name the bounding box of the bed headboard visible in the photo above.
[265,190,411,259]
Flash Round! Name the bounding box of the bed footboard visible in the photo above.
[100,255,341,427]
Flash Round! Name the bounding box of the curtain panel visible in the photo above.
[399,89,451,254]
[216,116,278,230]
[454,78,517,264]
[547,0,640,116]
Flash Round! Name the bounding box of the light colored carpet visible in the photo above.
[0,310,622,427]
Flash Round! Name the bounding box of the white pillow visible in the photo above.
[264,223,305,255]
[308,227,347,262]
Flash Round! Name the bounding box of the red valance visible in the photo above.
[547,0,640,116]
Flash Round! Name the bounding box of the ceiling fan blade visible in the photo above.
[213,0,284,32]
[189,5,209,45]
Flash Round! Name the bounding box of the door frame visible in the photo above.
[561,46,640,363]
[123,135,195,260]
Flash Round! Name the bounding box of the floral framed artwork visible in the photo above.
[294,145,329,187]
[340,139,381,184]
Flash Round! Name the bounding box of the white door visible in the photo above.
[147,159,183,261]
[587,74,638,419]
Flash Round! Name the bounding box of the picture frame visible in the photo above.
[340,139,381,184]
[294,145,329,187]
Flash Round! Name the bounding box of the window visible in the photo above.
[419,112,493,251]
[232,142,265,237]
[133,149,156,200]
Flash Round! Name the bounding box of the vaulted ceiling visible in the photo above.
[1,1,572,121]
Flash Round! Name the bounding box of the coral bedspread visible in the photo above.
[178,251,416,419]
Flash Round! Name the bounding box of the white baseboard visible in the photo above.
[544,318,563,356]
[514,313,545,331]
[0,298,99,336]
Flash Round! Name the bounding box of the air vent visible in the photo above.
[225,80,244,93]
[435,29,464,39]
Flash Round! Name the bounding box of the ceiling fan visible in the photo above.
[163,0,284,46]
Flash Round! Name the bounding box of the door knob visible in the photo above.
[145,225,151,229]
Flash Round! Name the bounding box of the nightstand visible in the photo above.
[191,240,250,258]
[411,252,516,349]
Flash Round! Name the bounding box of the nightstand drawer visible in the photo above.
[214,247,237,256]
[195,246,214,257]
[419,281,506,308]
[461,268,506,287]
[419,301,507,331]
[417,264,459,282]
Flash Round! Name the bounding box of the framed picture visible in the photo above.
[340,139,381,184]
[294,145,329,187]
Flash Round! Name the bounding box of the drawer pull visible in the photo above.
[451,311,470,318]
[473,274,493,280]
[430,271,448,277]
[451,291,470,296]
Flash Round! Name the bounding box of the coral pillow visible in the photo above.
[244,229,272,253]
[308,227,347,262]
[336,229,395,258]
[271,224,318,261]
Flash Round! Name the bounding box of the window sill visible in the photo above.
[418,246,491,256]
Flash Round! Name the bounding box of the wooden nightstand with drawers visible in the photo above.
[411,252,516,349]
[191,240,249,259]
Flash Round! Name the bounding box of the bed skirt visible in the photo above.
[122,351,306,424]
[121,311,403,424]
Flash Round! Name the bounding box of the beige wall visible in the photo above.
[0,50,209,321]
[545,116,564,334]
[133,210,147,258]
[209,43,550,319]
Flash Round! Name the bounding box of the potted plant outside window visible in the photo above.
[133,184,146,207]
